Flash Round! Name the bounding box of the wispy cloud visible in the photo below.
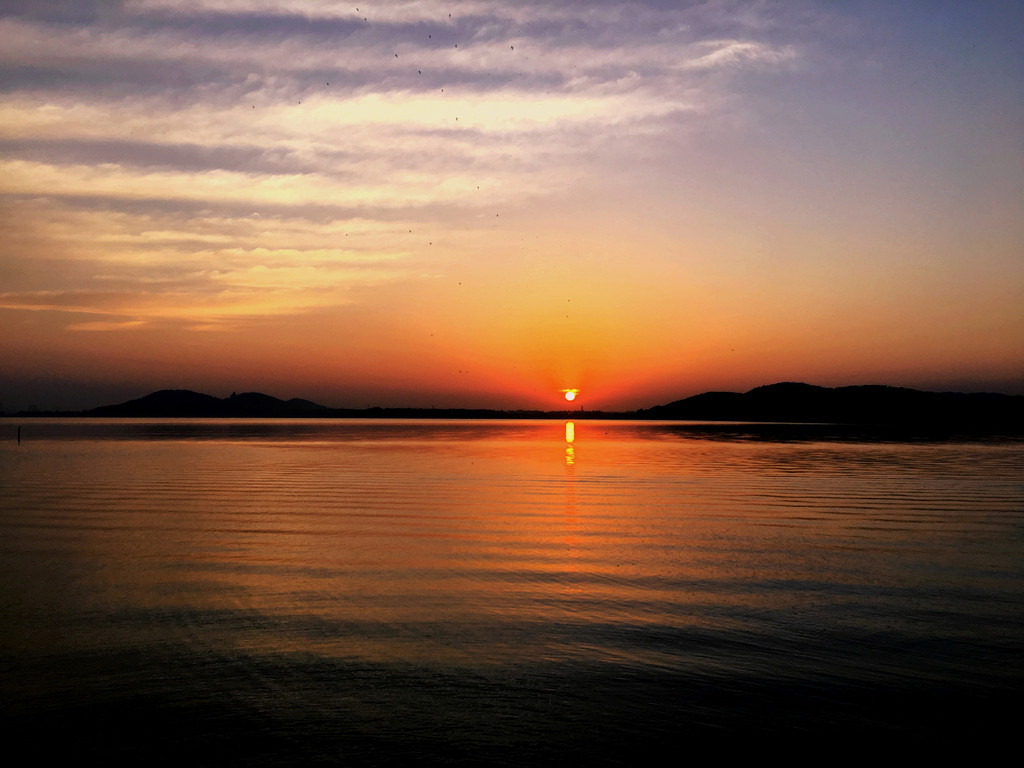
[682,39,797,70]
[1,1,798,329]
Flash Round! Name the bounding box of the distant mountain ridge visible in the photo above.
[639,381,1024,427]
[77,382,1024,429]
[87,390,329,418]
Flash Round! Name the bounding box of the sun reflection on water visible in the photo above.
[562,421,579,592]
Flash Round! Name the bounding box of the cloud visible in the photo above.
[682,39,797,70]
[66,319,149,332]
[0,0,804,330]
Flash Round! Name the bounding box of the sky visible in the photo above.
[1,0,1022,411]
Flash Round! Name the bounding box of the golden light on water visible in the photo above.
[565,421,576,466]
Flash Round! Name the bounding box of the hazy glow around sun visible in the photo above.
[564,390,577,401]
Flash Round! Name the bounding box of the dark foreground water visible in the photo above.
[1,419,1022,764]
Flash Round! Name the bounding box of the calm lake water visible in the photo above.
[1,419,1022,764]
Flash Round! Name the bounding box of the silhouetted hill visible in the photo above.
[222,392,328,416]
[88,390,328,417]
[88,390,223,417]
[642,382,1024,428]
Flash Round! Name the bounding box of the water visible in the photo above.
[1,419,1022,763]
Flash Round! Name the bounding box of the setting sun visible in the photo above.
[0,1,1020,416]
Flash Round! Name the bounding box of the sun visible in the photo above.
[563,389,578,402]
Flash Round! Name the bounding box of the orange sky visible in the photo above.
[1,1,1022,411]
